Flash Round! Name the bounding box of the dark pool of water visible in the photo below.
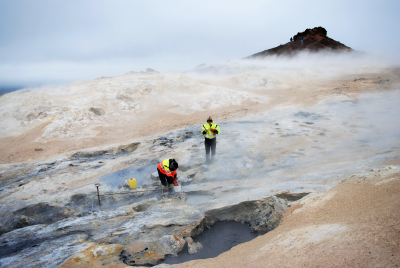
[163,221,258,265]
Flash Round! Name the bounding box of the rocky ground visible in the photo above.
[247,26,352,58]
[177,165,400,268]
[0,60,399,267]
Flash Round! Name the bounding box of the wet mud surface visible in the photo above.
[99,160,158,190]
[0,231,87,259]
[186,193,214,204]
[163,221,259,265]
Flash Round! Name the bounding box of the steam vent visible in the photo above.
[247,26,352,58]
[1,24,399,268]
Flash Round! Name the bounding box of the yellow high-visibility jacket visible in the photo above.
[201,122,220,139]
[157,159,177,178]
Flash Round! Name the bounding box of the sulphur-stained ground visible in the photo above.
[57,165,400,268]
[0,62,399,164]
[176,165,400,268]
[0,59,399,268]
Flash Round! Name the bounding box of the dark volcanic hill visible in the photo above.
[247,27,352,58]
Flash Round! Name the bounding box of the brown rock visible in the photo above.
[246,26,352,58]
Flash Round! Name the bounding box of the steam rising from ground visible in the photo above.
[187,89,400,187]
[0,52,397,144]
[0,51,399,267]
[190,51,392,76]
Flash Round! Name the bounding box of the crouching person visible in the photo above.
[157,159,179,193]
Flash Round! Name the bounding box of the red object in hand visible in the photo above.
[173,180,179,186]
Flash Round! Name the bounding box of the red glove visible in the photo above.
[173,179,179,186]
[210,128,215,133]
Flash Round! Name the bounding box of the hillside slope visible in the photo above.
[247,27,352,58]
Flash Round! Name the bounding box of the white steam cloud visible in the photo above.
[0,51,398,145]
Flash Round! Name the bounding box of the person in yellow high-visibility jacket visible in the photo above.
[201,116,221,164]
[157,159,179,193]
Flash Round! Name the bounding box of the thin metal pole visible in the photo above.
[95,183,101,210]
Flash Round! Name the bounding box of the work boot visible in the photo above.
[206,155,211,164]
[168,184,174,193]
[162,185,168,194]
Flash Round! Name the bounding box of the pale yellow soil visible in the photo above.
[178,163,400,268]
[2,67,398,268]
[1,68,399,164]
[57,163,400,268]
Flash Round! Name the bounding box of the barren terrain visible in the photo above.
[178,165,400,268]
[1,64,398,164]
[0,58,399,267]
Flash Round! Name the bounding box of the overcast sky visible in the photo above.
[0,0,399,88]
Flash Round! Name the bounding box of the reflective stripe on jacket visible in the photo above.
[157,159,177,178]
[202,122,220,139]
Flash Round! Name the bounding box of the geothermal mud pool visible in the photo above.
[0,89,399,267]
[163,221,259,265]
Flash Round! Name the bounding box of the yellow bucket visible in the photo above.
[129,178,137,189]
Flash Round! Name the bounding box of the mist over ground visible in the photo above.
[1,2,400,264]
[1,0,399,87]
[0,41,399,267]
[0,52,393,142]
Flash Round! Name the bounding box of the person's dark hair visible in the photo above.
[170,159,178,171]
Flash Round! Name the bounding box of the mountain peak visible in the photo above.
[247,26,352,58]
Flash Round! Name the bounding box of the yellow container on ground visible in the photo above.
[129,178,137,189]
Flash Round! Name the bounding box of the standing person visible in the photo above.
[157,159,179,193]
[201,116,221,164]
[290,37,293,42]
[301,39,303,45]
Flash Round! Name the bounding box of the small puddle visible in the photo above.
[186,194,213,204]
[163,221,258,265]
